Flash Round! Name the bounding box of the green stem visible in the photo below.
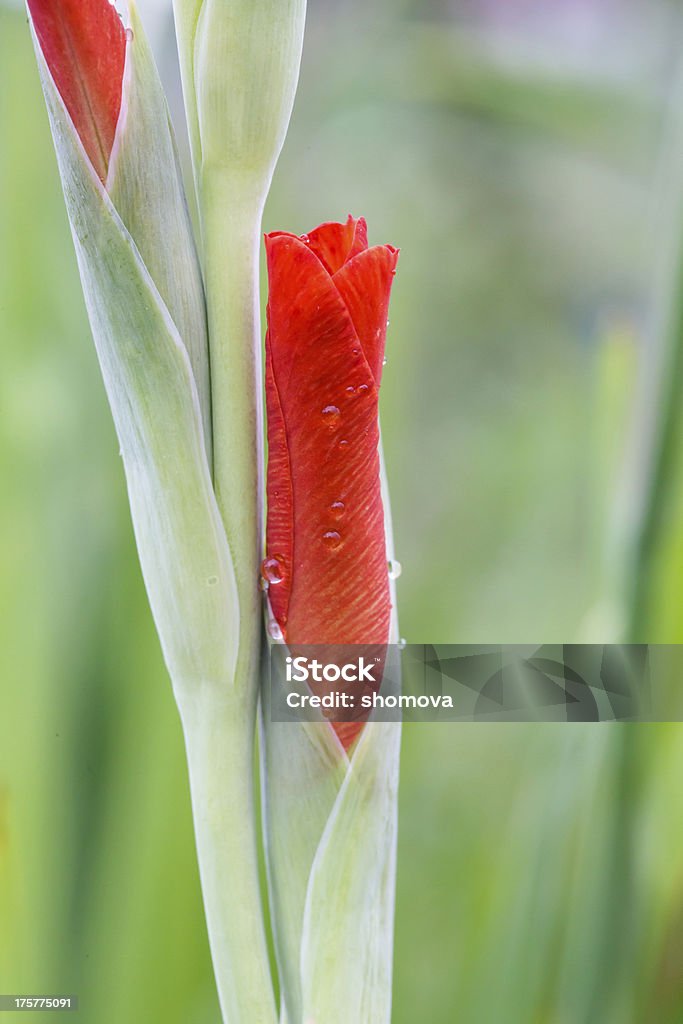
[188,171,275,1022]
[202,170,265,671]
[179,688,276,1024]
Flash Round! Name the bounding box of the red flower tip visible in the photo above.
[27,0,127,183]
[263,218,399,750]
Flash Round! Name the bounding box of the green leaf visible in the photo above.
[261,665,400,1024]
[109,2,212,460]
[34,37,239,696]
[300,722,401,1024]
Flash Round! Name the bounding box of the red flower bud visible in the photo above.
[27,0,127,183]
[264,216,399,749]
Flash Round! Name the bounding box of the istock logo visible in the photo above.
[285,656,378,684]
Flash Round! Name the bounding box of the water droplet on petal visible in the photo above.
[330,500,345,519]
[268,620,284,642]
[261,555,285,585]
[388,559,402,580]
[322,530,342,550]
[386,319,391,328]
[300,233,310,243]
[125,27,134,43]
[382,356,388,366]
[321,405,340,426]
[352,348,360,357]
[398,637,407,650]
[345,385,356,395]
[358,383,370,395]
[338,439,350,449]
[207,575,219,586]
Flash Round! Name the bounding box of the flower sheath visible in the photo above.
[263,216,398,748]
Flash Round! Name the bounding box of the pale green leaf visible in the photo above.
[109,2,212,458]
[34,40,239,696]
[261,659,401,1023]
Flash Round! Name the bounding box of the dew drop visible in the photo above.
[382,356,388,366]
[345,385,356,395]
[386,319,391,328]
[388,559,402,580]
[261,555,285,585]
[330,500,345,519]
[268,620,284,642]
[358,383,370,395]
[321,405,341,426]
[322,530,342,550]
[300,233,310,243]
[398,637,407,650]
[352,348,360,357]
[125,27,134,43]
[207,575,219,586]
[338,439,350,449]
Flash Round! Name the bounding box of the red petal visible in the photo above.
[264,229,396,750]
[27,0,126,183]
[304,215,368,275]
[333,245,399,385]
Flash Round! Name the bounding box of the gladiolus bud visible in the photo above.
[173,0,307,189]
[263,216,399,748]
[26,0,126,183]
[26,0,228,698]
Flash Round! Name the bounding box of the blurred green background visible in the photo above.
[3,0,683,1020]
